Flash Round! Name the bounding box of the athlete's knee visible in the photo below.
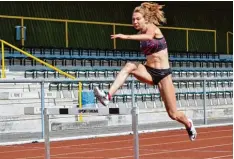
[167,110,179,121]
[123,62,138,73]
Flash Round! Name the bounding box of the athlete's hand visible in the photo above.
[111,34,128,40]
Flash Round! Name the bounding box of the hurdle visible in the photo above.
[9,79,140,159]
[40,106,138,159]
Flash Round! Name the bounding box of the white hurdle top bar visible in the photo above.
[24,107,132,116]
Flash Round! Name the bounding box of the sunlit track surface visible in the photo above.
[0,126,232,159]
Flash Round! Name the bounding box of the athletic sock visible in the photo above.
[188,121,192,129]
[107,93,112,101]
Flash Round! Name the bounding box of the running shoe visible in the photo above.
[186,119,197,141]
[94,87,109,106]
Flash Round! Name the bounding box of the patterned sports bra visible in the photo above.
[140,37,167,56]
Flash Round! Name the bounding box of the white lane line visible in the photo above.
[14,136,232,159]
[204,155,233,159]
[139,148,232,153]
[139,135,232,148]
[1,123,232,146]
[108,143,233,159]
[0,128,232,154]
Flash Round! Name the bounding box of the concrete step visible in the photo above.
[0,114,76,133]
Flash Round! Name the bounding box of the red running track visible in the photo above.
[0,125,233,159]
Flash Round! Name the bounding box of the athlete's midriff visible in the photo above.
[145,49,170,69]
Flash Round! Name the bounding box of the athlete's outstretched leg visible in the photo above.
[158,75,197,141]
[94,62,153,106]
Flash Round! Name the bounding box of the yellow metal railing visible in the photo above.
[0,39,83,121]
[227,31,233,54]
[0,15,217,52]
[1,42,5,78]
[157,26,216,52]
